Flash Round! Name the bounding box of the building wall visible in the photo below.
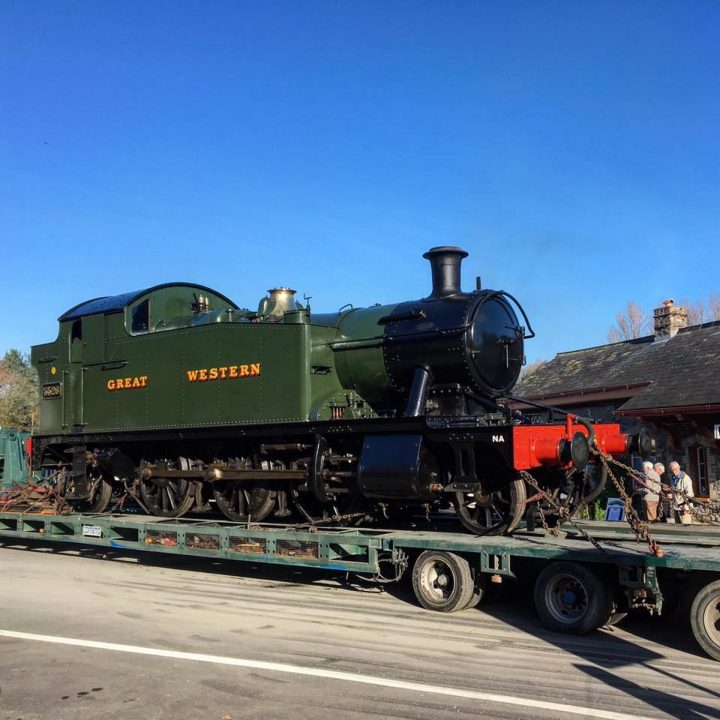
[664,423,720,501]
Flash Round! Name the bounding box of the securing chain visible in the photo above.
[519,469,608,555]
[521,441,720,558]
[589,449,664,557]
[591,449,720,527]
[0,470,68,514]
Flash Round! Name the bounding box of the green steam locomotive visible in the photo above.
[30,247,630,534]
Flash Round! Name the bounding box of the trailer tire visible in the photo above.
[464,572,488,610]
[534,561,613,635]
[412,551,474,612]
[689,578,720,661]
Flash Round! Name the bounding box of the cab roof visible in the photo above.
[58,283,238,321]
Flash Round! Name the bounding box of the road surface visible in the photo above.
[0,540,718,720]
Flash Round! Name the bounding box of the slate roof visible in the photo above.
[514,321,720,413]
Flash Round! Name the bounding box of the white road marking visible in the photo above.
[0,628,659,720]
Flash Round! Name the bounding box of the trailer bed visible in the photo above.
[1,511,718,661]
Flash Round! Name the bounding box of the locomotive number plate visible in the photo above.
[82,525,103,538]
[42,382,62,399]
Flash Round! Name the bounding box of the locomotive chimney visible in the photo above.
[423,246,468,299]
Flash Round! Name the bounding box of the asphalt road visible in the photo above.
[0,541,719,720]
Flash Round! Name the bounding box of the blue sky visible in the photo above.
[1,1,718,363]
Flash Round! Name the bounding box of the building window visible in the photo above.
[689,444,709,497]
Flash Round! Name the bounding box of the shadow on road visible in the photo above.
[464,583,720,720]
[2,538,719,719]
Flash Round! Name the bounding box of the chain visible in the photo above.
[536,501,555,536]
[592,449,720,527]
[0,471,67,514]
[519,469,608,554]
[522,445,719,557]
[589,449,664,556]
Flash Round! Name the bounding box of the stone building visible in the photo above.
[514,301,720,501]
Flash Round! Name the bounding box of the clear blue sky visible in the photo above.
[1,1,718,363]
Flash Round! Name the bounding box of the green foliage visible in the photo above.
[576,503,607,521]
[0,350,38,431]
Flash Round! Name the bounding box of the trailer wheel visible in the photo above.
[534,561,613,635]
[690,579,720,661]
[412,551,474,612]
[464,571,488,609]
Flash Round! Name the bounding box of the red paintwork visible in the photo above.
[25,437,32,462]
[512,418,628,470]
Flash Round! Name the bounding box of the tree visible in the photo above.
[709,294,720,321]
[607,293,720,343]
[681,294,720,325]
[684,299,706,326]
[607,301,650,342]
[0,350,38,431]
[519,358,546,381]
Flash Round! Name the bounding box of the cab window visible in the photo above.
[70,320,82,362]
[131,299,150,333]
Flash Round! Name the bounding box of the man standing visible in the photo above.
[654,462,669,520]
[668,461,694,525]
[639,461,662,522]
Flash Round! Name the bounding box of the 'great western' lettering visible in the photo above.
[107,376,149,391]
[186,363,261,383]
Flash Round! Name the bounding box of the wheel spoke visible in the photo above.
[212,481,275,523]
[242,489,251,514]
[139,471,194,518]
[454,478,525,535]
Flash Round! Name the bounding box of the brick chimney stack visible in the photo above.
[654,299,687,339]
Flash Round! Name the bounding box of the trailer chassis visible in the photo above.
[0,511,718,661]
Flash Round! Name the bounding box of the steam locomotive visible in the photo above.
[30,247,638,534]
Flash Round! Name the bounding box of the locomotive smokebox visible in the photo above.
[423,246,468,299]
[332,244,527,412]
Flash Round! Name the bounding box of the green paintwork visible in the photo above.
[0,512,718,577]
[0,429,30,487]
[328,305,397,407]
[31,283,401,435]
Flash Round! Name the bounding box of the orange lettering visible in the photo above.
[107,379,116,391]
[185,364,261,382]
[140,376,148,387]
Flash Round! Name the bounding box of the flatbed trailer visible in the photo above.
[1,511,718,662]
